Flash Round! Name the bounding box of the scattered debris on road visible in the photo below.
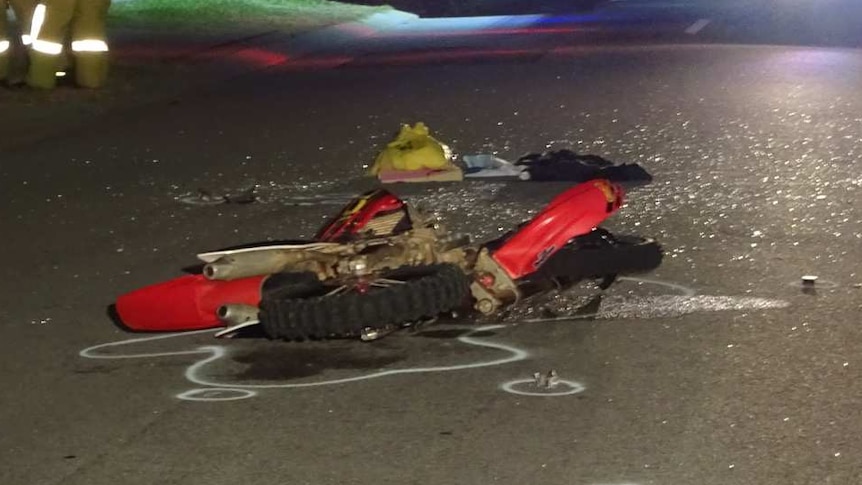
[533,370,560,389]
[801,275,819,294]
[463,149,652,183]
[515,149,653,183]
[463,154,525,178]
[370,122,463,183]
[801,275,818,286]
[176,185,259,206]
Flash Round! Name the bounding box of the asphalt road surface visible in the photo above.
[2,2,861,484]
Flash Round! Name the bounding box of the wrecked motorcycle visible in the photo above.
[116,180,662,340]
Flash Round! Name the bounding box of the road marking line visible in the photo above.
[685,18,711,35]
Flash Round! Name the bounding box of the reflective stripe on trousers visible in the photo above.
[26,0,112,89]
[71,39,108,52]
[32,39,62,55]
[28,3,45,43]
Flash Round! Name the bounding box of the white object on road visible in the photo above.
[463,154,526,178]
[801,275,819,285]
[685,18,711,35]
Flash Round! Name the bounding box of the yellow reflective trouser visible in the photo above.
[27,0,111,89]
[0,1,8,79]
[0,0,37,81]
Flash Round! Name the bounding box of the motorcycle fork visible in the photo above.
[469,249,621,315]
[470,248,522,315]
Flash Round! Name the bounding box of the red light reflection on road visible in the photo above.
[115,46,290,68]
[225,48,289,67]
[280,56,355,70]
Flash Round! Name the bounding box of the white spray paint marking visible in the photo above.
[598,295,789,319]
[519,276,787,324]
[185,325,527,390]
[177,388,258,402]
[685,18,711,35]
[79,329,214,360]
[618,276,696,297]
[500,378,586,397]
[80,325,528,401]
[523,295,789,324]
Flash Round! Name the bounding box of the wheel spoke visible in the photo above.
[375,278,406,286]
[214,319,260,338]
[325,285,349,297]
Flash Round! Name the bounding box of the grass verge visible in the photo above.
[108,0,392,31]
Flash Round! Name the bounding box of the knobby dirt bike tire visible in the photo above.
[537,232,663,284]
[258,264,470,341]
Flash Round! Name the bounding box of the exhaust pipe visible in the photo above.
[204,250,319,281]
[216,304,259,326]
[204,251,288,280]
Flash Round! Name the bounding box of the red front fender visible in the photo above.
[489,180,624,280]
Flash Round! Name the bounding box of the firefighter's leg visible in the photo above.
[1,0,11,80]
[11,0,37,45]
[7,0,37,83]
[26,0,74,89]
[70,0,109,88]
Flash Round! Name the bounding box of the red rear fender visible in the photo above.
[489,180,624,279]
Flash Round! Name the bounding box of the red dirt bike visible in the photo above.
[116,180,662,340]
